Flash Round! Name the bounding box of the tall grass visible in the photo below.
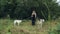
[0,19,60,34]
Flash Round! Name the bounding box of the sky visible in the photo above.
[56,0,60,3]
[56,0,60,5]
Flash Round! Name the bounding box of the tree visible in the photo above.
[0,0,60,20]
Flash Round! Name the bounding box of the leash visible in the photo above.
[23,16,38,19]
[23,17,31,19]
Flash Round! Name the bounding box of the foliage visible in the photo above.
[0,0,60,20]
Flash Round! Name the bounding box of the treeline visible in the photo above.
[0,0,60,20]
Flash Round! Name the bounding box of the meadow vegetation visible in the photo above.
[0,19,60,34]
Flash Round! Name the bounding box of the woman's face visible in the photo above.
[33,11,35,13]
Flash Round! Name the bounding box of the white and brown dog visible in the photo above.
[14,20,22,26]
[37,19,45,29]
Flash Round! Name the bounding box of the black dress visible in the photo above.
[32,15,35,25]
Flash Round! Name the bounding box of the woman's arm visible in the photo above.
[31,13,33,17]
[35,13,36,18]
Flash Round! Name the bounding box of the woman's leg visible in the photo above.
[32,21,35,25]
[31,17,35,25]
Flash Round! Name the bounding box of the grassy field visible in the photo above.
[0,19,60,34]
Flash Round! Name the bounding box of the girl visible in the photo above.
[31,10,36,25]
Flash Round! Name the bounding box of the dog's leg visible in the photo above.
[40,23,42,29]
[14,21,16,26]
[14,20,18,26]
[18,22,19,26]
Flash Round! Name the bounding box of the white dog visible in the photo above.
[14,20,22,26]
[37,19,45,29]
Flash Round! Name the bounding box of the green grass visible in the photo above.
[0,19,60,34]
